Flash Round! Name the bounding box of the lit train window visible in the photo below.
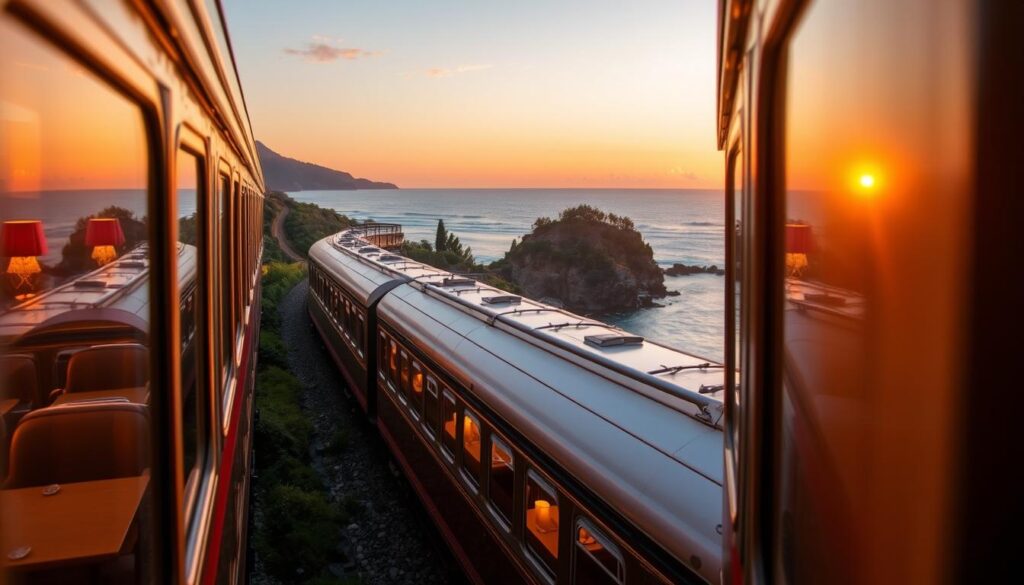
[572,518,624,585]
[388,338,399,390]
[423,376,439,438]
[176,147,209,522]
[774,1,972,581]
[378,332,389,381]
[0,16,155,579]
[440,390,458,462]
[460,410,482,489]
[525,470,560,576]
[409,361,424,416]
[398,350,410,404]
[488,434,514,528]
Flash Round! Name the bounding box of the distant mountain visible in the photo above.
[256,141,397,191]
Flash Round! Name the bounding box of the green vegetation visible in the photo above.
[252,199,363,584]
[509,204,657,276]
[284,200,354,257]
[401,221,520,293]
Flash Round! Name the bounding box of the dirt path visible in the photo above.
[277,280,465,584]
[271,205,304,262]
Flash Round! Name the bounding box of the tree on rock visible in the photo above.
[435,219,448,252]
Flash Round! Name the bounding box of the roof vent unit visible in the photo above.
[442,277,475,288]
[358,247,381,254]
[584,333,644,348]
[378,254,402,262]
[481,295,521,305]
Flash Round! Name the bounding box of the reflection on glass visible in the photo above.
[1,17,154,581]
[461,411,481,486]
[525,472,559,573]
[573,520,622,585]
[177,149,206,519]
[440,392,457,459]
[489,435,513,526]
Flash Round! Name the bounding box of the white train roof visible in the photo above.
[0,243,196,343]
[314,228,726,427]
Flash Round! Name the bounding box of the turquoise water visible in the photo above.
[290,188,725,361]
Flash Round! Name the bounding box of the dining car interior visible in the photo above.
[1,0,263,583]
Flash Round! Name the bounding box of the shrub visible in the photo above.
[256,484,341,580]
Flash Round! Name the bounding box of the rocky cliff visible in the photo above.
[496,205,666,313]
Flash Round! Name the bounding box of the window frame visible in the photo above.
[487,431,515,531]
[572,516,625,585]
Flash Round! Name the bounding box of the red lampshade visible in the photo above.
[785,223,815,254]
[85,218,126,247]
[1,220,48,257]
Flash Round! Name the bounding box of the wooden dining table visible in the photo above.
[51,386,149,407]
[0,474,150,572]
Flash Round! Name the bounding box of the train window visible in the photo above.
[409,361,424,416]
[218,174,233,395]
[399,349,411,404]
[233,179,242,338]
[488,434,514,528]
[441,390,458,461]
[461,410,482,489]
[0,16,156,579]
[725,141,745,526]
[525,470,560,576]
[176,147,210,521]
[572,518,624,585]
[356,312,365,356]
[771,1,973,581]
[388,338,399,390]
[423,376,439,438]
[379,332,389,380]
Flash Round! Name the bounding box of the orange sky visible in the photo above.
[224,0,723,189]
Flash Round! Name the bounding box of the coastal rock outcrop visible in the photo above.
[496,205,666,313]
[664,263,725,276]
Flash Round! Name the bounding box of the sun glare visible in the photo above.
[859,174,876,189]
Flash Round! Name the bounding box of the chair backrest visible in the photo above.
[4,401,149,488]
[64,343,148,394]
[0,354,37,406]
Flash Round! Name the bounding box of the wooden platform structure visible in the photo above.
[357,223,404,249]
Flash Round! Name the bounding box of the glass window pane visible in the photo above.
[423,376,439,437]
[218,174,231,389]
[0,17,155,581]
[387,339,399,390]
[461,410,481,487]
[489,435,514,527]
[777,1,971,581]
[399,350,410,404]
[176,149,207,518]
[409,361,424,415]
[526,471,559,574]
[574,520,622,585]
[440,390,457,460]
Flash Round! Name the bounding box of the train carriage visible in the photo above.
[309,229,727,584]
[0,1,264,583]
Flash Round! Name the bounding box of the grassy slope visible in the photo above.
[252,199,361,584]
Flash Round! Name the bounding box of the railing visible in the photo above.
[353,222,404,249]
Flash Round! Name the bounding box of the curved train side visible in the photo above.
[308,228,725,585]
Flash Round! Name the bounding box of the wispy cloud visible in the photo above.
[668,166,699,181]
[425,64,493,78]
[284,38,380,63]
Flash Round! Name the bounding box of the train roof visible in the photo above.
[0,243,196,343]
[312,228,726,427]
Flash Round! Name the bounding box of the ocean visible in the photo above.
[288,188,725,361]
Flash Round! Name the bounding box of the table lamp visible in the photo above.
[785,223,814,278]
[85,218,125,266]
[1,220,47,300]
